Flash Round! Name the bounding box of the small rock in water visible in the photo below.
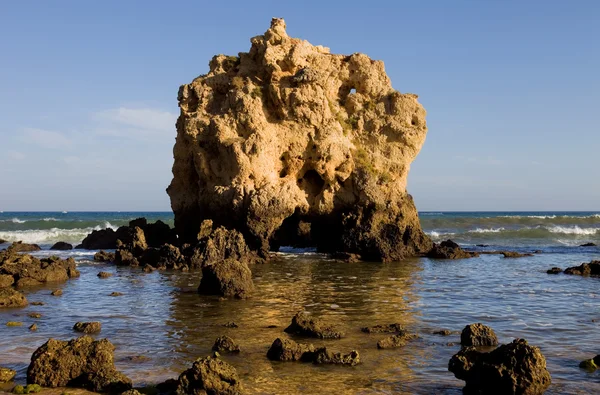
[97,271,113,278]
[580,242,597,247]
[460,323,498,346]
[50,241,73,250]
[449,338,551,394]
[30,301,44,306]
[427,240,478,259]
[223,321,238,328]
[28,313,42,319]
[6,321,23,326]
[212,335,241,353]
[73,321,102,334]
[110,292,124,297]
[284,311,344,339]
[267,338,315,362]
[312,348,360,366]
[12,384,42,394]
[93,250,115,262]
[433,329,452,336]
[51,289,63,296]
[175,356,241,395]
[579,359,597,370]
[563,261,600,276]
[547,267,562,274]
[29,323,37,331]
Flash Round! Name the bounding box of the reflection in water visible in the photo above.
[1,251,600,394]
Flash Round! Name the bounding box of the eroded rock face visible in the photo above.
[168,18,432,261]
[198,258,254,299]
[448,339,551,395]
[27,336,132,392]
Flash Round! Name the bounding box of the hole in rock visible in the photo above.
[280,169,288,178]
[301,169,326,198]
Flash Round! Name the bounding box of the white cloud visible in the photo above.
[95,107,177,136]
[21,128,73,149]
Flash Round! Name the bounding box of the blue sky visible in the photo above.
[1,0,598,211]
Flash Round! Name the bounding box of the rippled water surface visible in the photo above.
[2,249,600,394]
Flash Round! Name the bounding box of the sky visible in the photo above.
[0,0,598,211]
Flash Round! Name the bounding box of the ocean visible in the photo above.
[1,211,599,394]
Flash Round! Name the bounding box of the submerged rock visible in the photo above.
[448,338,551,395]
[580,242,597,247]
[98,271,113,278]
[546,267,562,274]
[0,288,28,308]
[51,289,63,296]
[73,321,102,334]
[460,323,498,347]
[361,323,404,334]
[433,329,452,336]
[564,261,600,276]
[266,338,315,362]
[376,330,418,349]
[168,18,432,262]
[50,241,73,250]
[284,311,343,339]
[176,356,242,395]
[579,357,599,371]
[0,367,17,382]
[198,259,254,299]
[27,336,132,392]
[29,323,37,331]
[212,335,240,353]
[427,240,478,259]
[8,241,41,252]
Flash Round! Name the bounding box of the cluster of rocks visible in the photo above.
[0,245,80,308]
[448,323,551,394]
[547,260,600,276]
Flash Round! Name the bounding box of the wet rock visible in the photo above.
[30,301,44,306]
[8,241,41,252]
[223,321,238,328]
[448,338,551,395]
[29,323,37,331]
[427,240,478,259]
[12,384,42,394]
[0,288,28,308]
[579,358,598,370]
[168,18,432,262]
[476,244,489,247]
[198,258,254,299]
[129,217,148,228]
[0,273,14,288]
[433,329,452,336]
[361,323,404,334]
[98,271,113,278]
[500,251,533,258]
[564,260,600,276]
[6,321,23,326]
[266,338,315,362]
[0,238,6,244]
[80,228,121,250]
[142,220,177,247]
[580,242,597,247]
[50,242,73,250]
[546,267,562,274]
[28,312,42,318]
[73,321,102,334]
[460,323,498,347]
[312,348,360,366]
[0,250,79,288]
[120,390,143,395]
[284,311,343,339]
[117,226,148,256]
[94,251,115,262]
[114,248,139,267]
[0,367,17,382]
[27,336,132,392]
[142,264,155,273]
[212,336,240,353]
[176,356,242,395]
[51,289,63,296]
[331,252,361,262]
[110,292,123,297]
[189,224,261,268]
[376,330,418,349]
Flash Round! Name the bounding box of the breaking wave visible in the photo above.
[0,222,118,245]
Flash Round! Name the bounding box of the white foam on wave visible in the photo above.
[546,225,599,235]
[427,231,455,238]
[43,218,58,222]
[469,227,505,233]
[9,218,26,224]
[0,222,118,244]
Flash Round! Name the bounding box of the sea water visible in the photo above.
[1,212,599,394]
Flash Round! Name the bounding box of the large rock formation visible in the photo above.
[168,18,432,261]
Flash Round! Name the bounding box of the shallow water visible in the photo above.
[2,250,600,394]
